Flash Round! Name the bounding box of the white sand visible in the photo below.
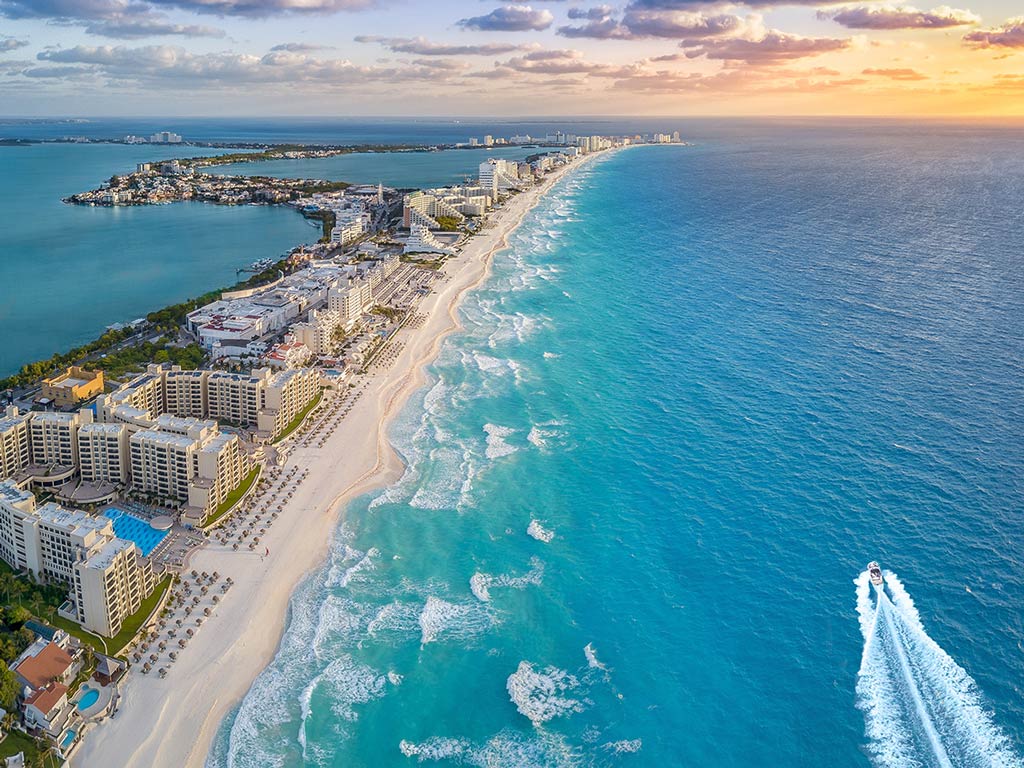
[71,153,599,768]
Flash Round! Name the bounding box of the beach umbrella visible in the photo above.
[204,607,211,616]
[178,639,186,647]
[186,628,194,636]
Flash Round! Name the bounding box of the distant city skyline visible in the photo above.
[1,0,1022,116]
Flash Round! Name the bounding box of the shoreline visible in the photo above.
[70,148,610,768]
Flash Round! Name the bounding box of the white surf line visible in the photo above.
[879,593,954,768]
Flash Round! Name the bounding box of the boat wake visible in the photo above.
[855,569,1021,768]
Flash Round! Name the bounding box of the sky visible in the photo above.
[0,0,1022,116]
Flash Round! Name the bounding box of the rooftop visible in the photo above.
[26,682,68,715]
[15,642,73,690]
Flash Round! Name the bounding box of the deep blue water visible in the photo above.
[209,125,1024,767]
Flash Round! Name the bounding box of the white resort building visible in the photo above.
[404,224,455,256]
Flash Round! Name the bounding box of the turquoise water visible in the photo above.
[0,143,314,377]
[61,728,77,747]
[77,688,99,711]
[214,146,534,189]
[209,127,1024,767]
[104,508,168,556]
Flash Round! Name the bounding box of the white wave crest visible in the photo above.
[584,642,607,671]
[602,739,643,754]
[418,595,492,645]
[506,661,584,725]
[470,558,545,603]
[527,520,555,543]
[484,423,518,460]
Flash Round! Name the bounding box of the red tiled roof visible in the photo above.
[15,642,73,689]
[26,682,68,716]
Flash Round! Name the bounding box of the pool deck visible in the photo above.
[74,681,115,720]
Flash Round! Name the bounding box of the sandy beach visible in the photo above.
[71,152,599,768]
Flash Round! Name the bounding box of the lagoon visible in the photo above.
[0,143,318,378]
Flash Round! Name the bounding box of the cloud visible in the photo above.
[270,42,334,52]
[624,9,748,37]
[354,35,527,55]
[22,64,94,77]
[558,16,632,38]
[567,5,613,21]
[83,18,225,38]
[33,44,466,86]
[145,0,377,15]
[558,6,754,40]
[0,0,225,37]
[458,5,554,32]
[862,66,928,79]
[626,0,848,8]
[0,0,378,21]
[0,36,28,51]
[821,5,979,29]
[963,16,1024,48]
[681,30,851,63]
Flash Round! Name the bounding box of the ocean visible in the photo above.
[207,123,1024,767]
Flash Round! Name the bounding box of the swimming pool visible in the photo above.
[76,687,99,711]
[60,729,76,749]
[103,508,169,557]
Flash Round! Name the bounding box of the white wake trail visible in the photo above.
[855,569,1022,768]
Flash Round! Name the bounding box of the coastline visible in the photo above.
[70,148,610,768]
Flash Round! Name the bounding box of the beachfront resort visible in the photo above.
[0,128,684,765]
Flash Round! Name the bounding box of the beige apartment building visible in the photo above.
[257,367,321,438]
[0,483,154,637]
[164,368,209,419]
[77,422,130,485]
[0,406,31,481]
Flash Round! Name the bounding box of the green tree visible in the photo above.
[0,665,20,711]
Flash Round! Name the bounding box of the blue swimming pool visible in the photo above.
[76,688,99,711]
[103,508,169,557]
[60,728,76,748]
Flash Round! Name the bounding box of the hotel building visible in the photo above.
[0,482,155,637]
[327,278,373,329]
[0,406,31,480]
[77,422,131,486]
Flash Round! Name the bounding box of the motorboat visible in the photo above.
[867,561,884,588]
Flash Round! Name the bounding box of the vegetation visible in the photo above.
[0,728,51,766]
[107,576,173,656]
[434,216,461,232]
[272,390,324,444]
[302,209,336,243]
[205,467,260,528]
[93,341,205,379]
[371,305,404,322]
